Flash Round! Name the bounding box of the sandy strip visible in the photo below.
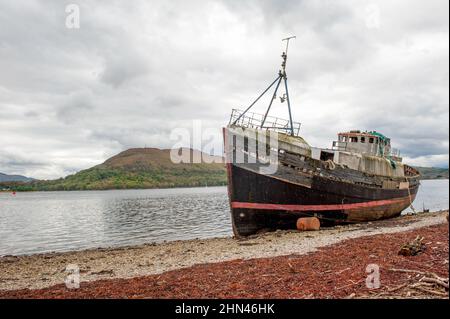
[0,210,448,291]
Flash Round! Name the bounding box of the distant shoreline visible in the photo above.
[420,177,450,180]
[0,178,448,193]
[0,183,228,193]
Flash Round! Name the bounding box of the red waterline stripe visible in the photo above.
[231,197,407,212]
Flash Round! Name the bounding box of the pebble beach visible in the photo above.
[0,210,448,298]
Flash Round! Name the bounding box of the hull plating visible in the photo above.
[227,163,419,237]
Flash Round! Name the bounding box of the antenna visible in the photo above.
[281,36,296,75]
[282,36,296,55]
[233,36,297,136]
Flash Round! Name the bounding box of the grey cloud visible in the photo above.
[0,151,47,168]
[56,90,95,123]
[0,0,448,179]
[99,49,150,88]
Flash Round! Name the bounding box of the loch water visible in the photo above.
[0,179,448,256]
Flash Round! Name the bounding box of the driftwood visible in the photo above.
[387,283,407,292]
[386,268,449,298]
[412,286,448,296]
[398,236,425,256]
[390,268,448,282]
[421,277,449,289]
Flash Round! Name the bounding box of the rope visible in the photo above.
[325,159,336,170]
[406,177,417,214]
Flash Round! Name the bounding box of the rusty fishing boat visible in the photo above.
[224,37,420,237]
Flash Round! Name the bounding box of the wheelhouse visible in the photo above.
[333,130,401,161]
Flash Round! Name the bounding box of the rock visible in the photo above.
[90,269,114,276]
[398,236,426,256]
[237,242,258,246]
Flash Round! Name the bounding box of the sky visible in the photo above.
[0,0,448,179]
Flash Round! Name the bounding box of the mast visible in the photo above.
[281,36,296,136]
[233,36,297,136]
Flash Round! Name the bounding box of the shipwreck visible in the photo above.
[223,37,421,237]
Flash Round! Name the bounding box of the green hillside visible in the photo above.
[3,148,227,191]
[415,166,449,180]
[0,172,34,182]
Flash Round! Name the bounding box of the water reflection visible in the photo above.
[0,187,231,256]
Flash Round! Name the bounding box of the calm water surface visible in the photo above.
[0,180,448,256]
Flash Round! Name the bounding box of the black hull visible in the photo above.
[227,163,420,237]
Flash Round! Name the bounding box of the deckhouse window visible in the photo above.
[350,137,358,143]
[361,137,365,143]
[369,137,374,143]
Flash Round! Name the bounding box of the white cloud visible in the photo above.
[0,0,448,178]
[403,154,449,168]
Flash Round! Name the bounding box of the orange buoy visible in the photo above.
[296,217,320,231]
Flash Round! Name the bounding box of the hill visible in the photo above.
[0,172,34,183]
[414,166,449,180]
[5,148,226,191]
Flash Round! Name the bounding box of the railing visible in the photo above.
[229,109,301,137]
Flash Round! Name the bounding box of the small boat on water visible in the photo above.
[223,38,421,237]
